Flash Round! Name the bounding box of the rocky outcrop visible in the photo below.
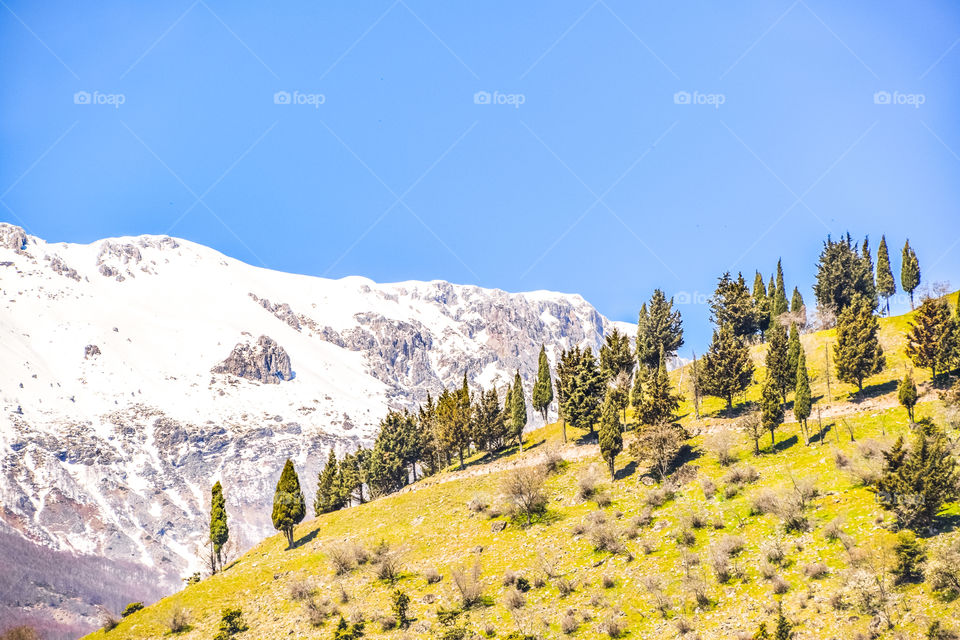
[84,344,101,359]
[249,293,301,331]
[212,335,293,383]
[0,223,27,253]
[45,254,81,281]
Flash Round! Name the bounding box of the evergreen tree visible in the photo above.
[629,363,646,412]
[636,290,684,368]
[753,272,771,337]
[814,233,876,314]
[436,383,471,470]
[771,259,789,318]
[700,324,755,413]
[774,604,792,640]
[272,459,306,548]
[878,422,958,530]
[637,347,680,426]
[598,392,623,480]
[899,371,919,423]
[511,370,527,451]
[600,327,634,382]
[861,235,878,309]
[765,322,791,402]
[901,239,921,310]
[906,297,958,382]
[876,235,896,314]
[473,386,507,453]
[554,347,580,443]
[415,395,440,477]
[786,323,801,384]
[790,287,804,314]
[754,623,770,640]
[710,272,758,339]
[834,293,885,394]
[794,347,812,444]
[210,481,229,573]
[565,347,603,434]
[760,373,784,447]
[368,410,416,494]
[339,450,363,505]
[892,530,926,584]
[767,272,777,324]
[315,449,343,516]
[532,345,554,422]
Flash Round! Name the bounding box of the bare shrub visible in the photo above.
[638,537,657,555]
[683,511,708,529]
[543,446,565,474]
[759,561,777,580]
[502,466,548,525]
[706,430,738,466]
[570,521,587,536]
[590,524,625,554]
[644,485,676,507]
[674,617,694,634]
[602,573,616,588]
[502,569,519,586]
[717,534,745,556]
[805,562,829,579]
[723,483,740,499]
[709,547,732,583]
[633,509,653,528]
[701,477,717,499]
[723,465,759,485]
[424,566,441,584]
[632,422,683,480]
[378,615,397,631]
[166,606,191,633]
[749,489,780,515]
[676,526,696,547]
[560,612,579,634]
[304,597,337,626]
[328,543,357,575]
[764,539,786,565]
[683,574,711,606]
[374,550,404,584]
[824,517,844,541]
[594,490,612,507]
[711,513,725,530]
[771,575,790,594]
[451,561,484,608]
[467,497,487,513]
[288,577,314,601]
[927,538,960,598]
[602,613,626,638]
[503,587,525,610]
[833,449,850,469]
[555,576,577,596]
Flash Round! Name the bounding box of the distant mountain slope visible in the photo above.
[0,223,629,637]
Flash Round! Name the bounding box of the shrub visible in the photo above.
[555,576,577,596]
[771,575,790,594]
[379,615,397,631]
[328,543,357,575]
[0,628,41,640]
[543,446,565,474]
[120,602,143,617]
[804,562,829,579]
[676,527,696,547]
[577,469,600,501]
[749,489,779,515]
[927,621,960,640]
[701,477,717,499]
[560,612,579,634]
[391,589,411,628]
[213,608,247,640]
[165,606,191,634]
[892,530,926,584]
[590,523,625,554]
[467,497,487,513]
[926,538,960,599]
[424,566,442,584]
[824,517,844,541]
[451,561,484,608]
[723,465,759,485]
[674,617,694,634]
[304,598,337,626]
[602,574,616,588]
[98,608,119,632]
[288,577,314,601]
[515,576,531,592]
[763,539,786,565]
[374,550,404,584]
[706,430,738,466]
[502,467,548,525]
[602,614,626,638]
[644,485,675,507]
[503,587,525,610]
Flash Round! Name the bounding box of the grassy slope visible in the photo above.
[85,295,960,640]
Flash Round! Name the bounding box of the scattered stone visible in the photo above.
[491,521,507,533]
[84,345,101,359]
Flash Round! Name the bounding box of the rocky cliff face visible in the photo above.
[0,223,630,637]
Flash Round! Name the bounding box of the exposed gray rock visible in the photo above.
[212,335,293,383]
[249,293,301,330]
[84,344,101,359]
[46,254,81,281]
[0,223,27,253]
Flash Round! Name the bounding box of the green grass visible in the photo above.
[84,298,960,640]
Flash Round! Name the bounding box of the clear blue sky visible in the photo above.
[2,1,959,352]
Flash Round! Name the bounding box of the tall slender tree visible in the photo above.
[905,297,957,382]
[710,272,758,339]
[790,287,804,314]
[901,239,921,310]
[898,372,918,423]
[834,293,885,394]
[315,450,343,516]
[532,345,554,422]
[876,235,896,314]
[786,323,801,388]
[598,392,623,480]
[210,481,229,573]
[760,374,784,447]
[765,322,791,402]
[794,347,812,444]
[272,460,306,549]
[565,347,603,434]
[511,370,527,451]
[599,328,634,382]
[637,347,681,426]
[771,259,789,318]
[753,272,770,338]
[636,290,684,368]
[554,347,580,443]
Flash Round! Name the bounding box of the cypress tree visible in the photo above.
[554,347,580,443]
[771,259,789,318]
[834,293,885,394]
[786,323,801,384]
[272,459,306,548]
[638,347,680,426]
[753,272,770,337]
[600,327,634,382]
[861,236,878,309]
[630,363,646,412]
[339,451,363,505]
[566,347,603,434]
[774,604,792,640]
[700,324,754,413]
[898,371,918,423]
[511,370,527,451]
[790,287,804,314]
[876,235,896,314]
[598,392,623,480]
[532,345,554,422]
[760,373,784,447]
[901,239,921,310]
[636,290,684,369]
[766,272,777,324]
[210,481,229,573]
[368,410,416,494]
[794,347,812,444]
[314,449,342,516]
[765,322,791,402]
[906,297,957,382]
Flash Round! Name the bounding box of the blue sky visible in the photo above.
[2,1,959,352]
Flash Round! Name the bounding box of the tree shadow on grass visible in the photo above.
[809,422,836,445]
[771,434,799,453]
[851,379,899,402]
[615,459,638,481]
[575,431,598,446]
[292,528,319,549]
[931,512,960,536]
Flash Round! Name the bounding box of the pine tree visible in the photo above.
[765,322,791,402]
[554,347,580,444]
[892,530,926,584]
[906,297,958,382]
[272,459,306,548]
[767,272,777,325]
[636,290,684,369]
[753,272,770,337]
[760,373,784,447]
[368,410,416,494]
[511,370,527,451]
[637,347,680,426]
[700,324,754,413]
[753,622,770,639]
[834,293,885,394]
[710,272,758,339]
[786,323,801,385]
[771,259,789,318]
[899,371,918,423]
[790,287,804,314]
[814,233,876,314]
[876,235,896,314]
[774,603,792,640]
[599,327,634,382]
[598,392,623,480]
[901,239,921,310]
[630,363,646,412]
[565,347,603,435]
[315,449,343,516]
[861,235,878,309]
[339,450,363,505]
[794,347,812,444]
[436,382,471,470]
[210,481,229,573]
[532,345,554,422]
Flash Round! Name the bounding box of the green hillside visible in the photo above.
[84,298,960,640]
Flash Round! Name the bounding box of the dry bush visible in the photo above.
[503,587,525,610]
[570,521,587,536]
[543,446,565,474]
[683,574,711,606]
[804,562,829,579]
[602,574,616,588]
[926,538,960,598]
[723,465,759,485]
[833,449,851,469]
[451,561,484,608]
[423,566,441,584]
[594,490,612,507]
[555,576,577,596]
[502,569,519,586]
[502,466,548,525]
[602,614,626,638]
[711,513,725,530]
[824,517,844,541]
[777,497,811,532]
[676,526,696,547]
[759,561,777,580]
[857,438,889,459]
[675,617,694,634]
[560,612,579,634]
[706,430,739,466]
[374,550,404,584]
[378,615,397,631]
[304,597,337,626]
[723,484,740,499]
[701,477,717,499]
[633,509,653,528]
[683,511,708,529]
[644,485,676,507]
[166,606,191,633]
[288,577,314,601]
[577,467,601,501]
[638,537,657,555]
[327,543,357,575]
[709,547,732,583]
[771,575,791,594]
[590,523,625,554]
[749,489,780,515]
[764,539,786,565]
[716,534,745,556]
[467,497,487,513]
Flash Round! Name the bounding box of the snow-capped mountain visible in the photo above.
[0,223,630,637]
